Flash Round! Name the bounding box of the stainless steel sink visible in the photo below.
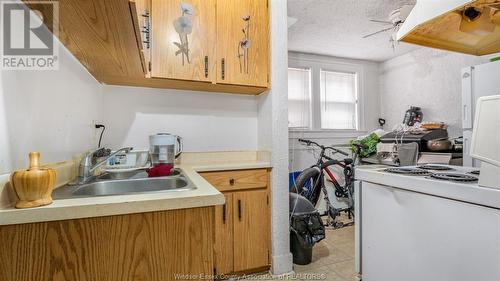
[52,169,195,199]
[96,169,180,180]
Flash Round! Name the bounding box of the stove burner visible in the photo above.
[417,165,454,171]
[384,167,431,176]
[430,172,478,182]
[470,170,480,175]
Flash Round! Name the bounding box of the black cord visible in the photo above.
[95,124,105,148]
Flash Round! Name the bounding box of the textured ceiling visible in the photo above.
[288,0,420,62]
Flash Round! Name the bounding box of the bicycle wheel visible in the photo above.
[291,167,323,206]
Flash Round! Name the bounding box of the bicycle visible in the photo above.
[291,139,355,228]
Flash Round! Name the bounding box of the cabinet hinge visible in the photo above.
[148,61,152,72]
[267,195,269,205]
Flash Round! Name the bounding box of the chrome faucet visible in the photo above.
[74,147,133,184]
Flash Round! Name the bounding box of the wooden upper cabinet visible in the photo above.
[24,0,269,94]
[216,0,269,87]
[151,0,216,82]
[23,0,146,82]
[129,0,151,76]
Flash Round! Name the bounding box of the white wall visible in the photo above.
[287,52,381,172]
[101,86,259,152]
[379,48,491,138]
[0,43,102,173]
[0,44,261,174]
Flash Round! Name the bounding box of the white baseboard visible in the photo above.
[271,252,293,276]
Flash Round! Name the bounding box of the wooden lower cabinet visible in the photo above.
[202,169,270,276]
[214,193,234,275]
[0,207,214,281]
[233,189,270,272]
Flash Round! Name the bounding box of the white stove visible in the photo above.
[354,164,500,281]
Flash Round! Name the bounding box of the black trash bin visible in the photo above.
[289,192,325,265]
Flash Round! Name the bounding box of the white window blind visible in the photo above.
[320,70,358,130]
[288,67,311,128]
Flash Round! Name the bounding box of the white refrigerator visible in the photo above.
[461,60,500,167]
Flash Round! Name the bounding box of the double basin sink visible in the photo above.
[52,169,196,200]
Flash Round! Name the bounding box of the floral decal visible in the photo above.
[237,15,251,74]
[173,2,193,65]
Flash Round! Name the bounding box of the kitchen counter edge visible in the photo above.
[0,162,271,226]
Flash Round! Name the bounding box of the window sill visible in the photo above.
[289,128,365,133]
[289,129,367,141]
[289,129,367,134]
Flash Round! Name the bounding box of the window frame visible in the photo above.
[319,68,359,131]
[287,67,312,129]
[288,55,366,133]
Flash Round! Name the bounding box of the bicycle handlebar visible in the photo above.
[298,138,349,156]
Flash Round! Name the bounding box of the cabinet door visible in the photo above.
[130,0,151,76]
[151,0,216,81]
[233,190,270,272]
[214,193,234,275]
[216,0,269,87]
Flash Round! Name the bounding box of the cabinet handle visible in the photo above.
[237,199,242,221]
[204,56,209,78]
[222,203,226,223]
[229,178,235,186]
[221,58,225,80]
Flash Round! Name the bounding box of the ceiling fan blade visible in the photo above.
[369,19,393,24]
[362,27,394,38]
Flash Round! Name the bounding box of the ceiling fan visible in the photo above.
[363,4,414,47]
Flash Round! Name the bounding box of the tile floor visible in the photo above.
[241,225,356,281]
[292,226,356,281]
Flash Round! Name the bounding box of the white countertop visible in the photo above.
[356,165,500,209]
[0,153,271,226]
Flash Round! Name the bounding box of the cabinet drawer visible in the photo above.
[201,169,268,191]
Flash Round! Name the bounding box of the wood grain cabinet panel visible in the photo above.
[201,169,270,276]
[151,0,216,81]
[214,193,234,275]
[200,169,268,192]
[0,207,214,281]
[233,189,270,272]
[216,0,269,87]
[130,0,152,76]
[23,0,269,94]
[23,0,146,82]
